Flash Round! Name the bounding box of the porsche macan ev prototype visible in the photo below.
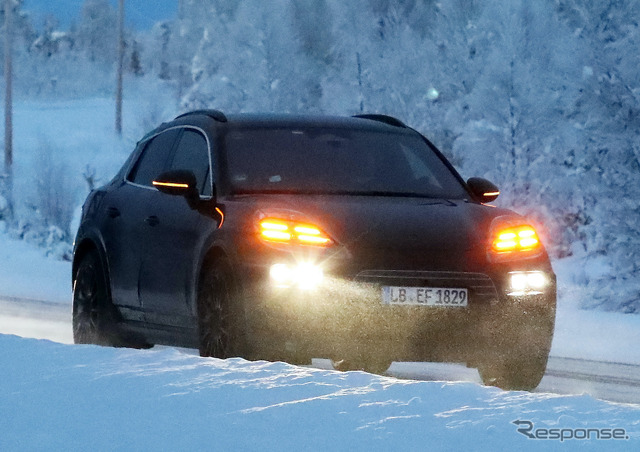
[72,110,556,390]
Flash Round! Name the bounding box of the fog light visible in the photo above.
[269,262,324,289]
[527,271,547,290]
[510,273,528,292]
[295,263,324,289]
[508,271,547,296]
[269,263,293,286]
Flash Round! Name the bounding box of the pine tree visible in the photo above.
[130,40,143,76]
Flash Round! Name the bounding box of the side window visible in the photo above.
[168,129,212,196]
[128,129,180,186]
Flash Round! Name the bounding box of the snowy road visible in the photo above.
[0,296,72,345]
[384,357,640,404]
[3,295,640,404]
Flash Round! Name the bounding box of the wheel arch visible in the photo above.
[194,244,238,292]
[72,238,112,297]
[198,246,231,283]
[195,245,246,316]
[73,238,97,281]
[196,245,251,358]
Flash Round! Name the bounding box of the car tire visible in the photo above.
[72,250,116,346]
[197,258,248,359]
[478,351,548,391]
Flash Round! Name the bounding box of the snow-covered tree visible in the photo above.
[550,0,640,311]
[76,0,118,64]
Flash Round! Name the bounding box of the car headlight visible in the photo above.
[269,262,324,290]
[488,216,544,262]
[259,218,333,247]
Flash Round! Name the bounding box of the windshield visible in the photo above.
[224,127,468,199]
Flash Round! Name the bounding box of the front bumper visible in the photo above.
[241,263,557,364]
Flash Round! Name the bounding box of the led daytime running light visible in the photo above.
[492,225,540,253]
[260,218,332,246]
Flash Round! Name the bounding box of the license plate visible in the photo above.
[382,286,468,307]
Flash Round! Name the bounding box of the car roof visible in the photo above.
[139,111,415,147]
[171,110,411,134]
[227,113,406,131]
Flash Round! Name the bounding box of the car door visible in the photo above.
[101,128,180,322]
[138,127,215,328]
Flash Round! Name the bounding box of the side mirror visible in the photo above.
[153,170,199,205]
[467,177,500,203]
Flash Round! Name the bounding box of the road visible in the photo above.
[0,296,73,345]
[2,296,640,404]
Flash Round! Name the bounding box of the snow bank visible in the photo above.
[549,257,640,364]
[0,231,70,303]
[1,335,638,451]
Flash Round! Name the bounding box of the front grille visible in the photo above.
[354,270,499,304]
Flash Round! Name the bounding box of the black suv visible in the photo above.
[72,110,556,390]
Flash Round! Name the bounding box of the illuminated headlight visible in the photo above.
[508,271,548,296]
[269,263,292,285]
[269,263,324,289]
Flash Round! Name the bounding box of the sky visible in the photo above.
[22,0,177,30]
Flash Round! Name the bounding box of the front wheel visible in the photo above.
[478,351,549,391]
[478,305,555,391]
[197,258,248,359]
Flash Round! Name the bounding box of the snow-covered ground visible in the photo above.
[0,230,70,303]
[2,334,639,451]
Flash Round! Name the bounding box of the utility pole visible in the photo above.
[115,0,124,135]
[3,0,13,216]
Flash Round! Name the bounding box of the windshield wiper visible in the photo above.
[232,189,458,204]
[350,191,459,206]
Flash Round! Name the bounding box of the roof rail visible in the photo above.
[138,122,169,142]
[175,109,228,123]
[352,114,406,128]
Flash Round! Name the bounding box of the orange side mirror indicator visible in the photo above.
[152,181,190,189]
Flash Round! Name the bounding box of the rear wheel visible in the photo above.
[197,258,248,359]
[72,250,115,346]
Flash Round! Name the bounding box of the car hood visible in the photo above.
[238,194,510,272]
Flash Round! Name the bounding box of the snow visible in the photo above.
[2,94,177,260]
[1,335,639,451]
[1,1,639,445]
[0,94,638,448]
[6,0,640,311]
[0,230,70,303]
[552,305,640,365]
[2,233,640,448]
[551,257,640,364]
